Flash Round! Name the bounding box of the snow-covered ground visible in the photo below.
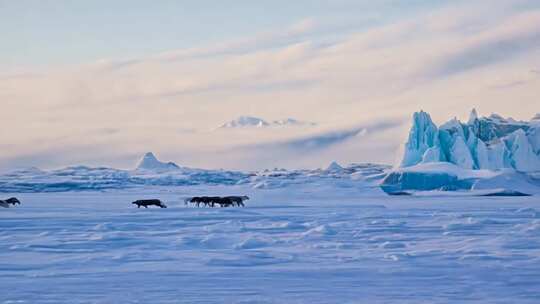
[2,186,540,303]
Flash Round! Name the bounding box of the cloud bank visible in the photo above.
[1,0,540,171]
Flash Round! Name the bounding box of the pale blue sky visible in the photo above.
[1,0,446,67]
[1,0,540,171]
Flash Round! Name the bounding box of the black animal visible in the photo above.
[0,197,21,207]
[5,197,21,205]
[214,197,235,207]
[225,196,249,207]
[132,199,167,208]
[185,196,205,207]
[185,196,248,208]
[185,196,222,207]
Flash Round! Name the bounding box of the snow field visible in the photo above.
[1,190,540,303]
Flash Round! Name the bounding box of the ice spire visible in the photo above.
[401,111,440,167]
[468,108,478,125]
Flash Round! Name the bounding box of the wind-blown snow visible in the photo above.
[1,190,540,303]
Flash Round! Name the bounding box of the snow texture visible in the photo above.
[1,190,540,303]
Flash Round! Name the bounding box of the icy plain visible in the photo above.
[1,185,540,303]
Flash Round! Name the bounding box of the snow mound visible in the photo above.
[136,152,180,171]
[472,171,540,195]
[400,109,540,172]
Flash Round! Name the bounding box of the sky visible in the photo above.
[1,0,540,171]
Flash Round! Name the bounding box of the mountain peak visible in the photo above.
[326,161,344,172]
[273,118,316,127]
[220,116,270,128]
[220,116,316,129]
[136,152,180,171]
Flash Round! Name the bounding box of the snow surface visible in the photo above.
[2,188,540,303]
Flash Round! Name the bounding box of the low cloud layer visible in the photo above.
[1,0,539,171]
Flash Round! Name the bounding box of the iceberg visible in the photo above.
[380,162,540,195]
[326,161,344,172]
[136,152,180,171]
[401,111,440,167]
[385,109,540,195]
[400,109,540,172]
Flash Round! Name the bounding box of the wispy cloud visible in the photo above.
[250,119,403,151]
[425,11,540,78]
[2,1,540,170]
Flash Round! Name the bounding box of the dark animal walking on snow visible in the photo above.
[184,196,249,208]
[0,197,21,208]
[132,199,167,208]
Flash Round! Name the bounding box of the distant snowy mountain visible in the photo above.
[220,116,270,128]
[0,161,389,193]
[326,161,344,172]
[136,152,180,171]
[272,118,316,127]
[401,109,540,172]
[220,116,316,129]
